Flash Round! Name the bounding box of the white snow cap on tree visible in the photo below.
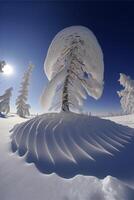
[117,73,134,114]
[41,26,104,112]
[0,87,13,114]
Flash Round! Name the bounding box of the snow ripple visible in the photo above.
[10,112,134,178]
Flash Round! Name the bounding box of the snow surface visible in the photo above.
[0,114,134,199]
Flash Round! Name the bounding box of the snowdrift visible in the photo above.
[10,112,134,179]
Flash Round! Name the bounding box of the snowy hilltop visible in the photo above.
[11,112,134,179]
[0,114,134,200]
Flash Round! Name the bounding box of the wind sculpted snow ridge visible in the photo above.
[10,112,134,179]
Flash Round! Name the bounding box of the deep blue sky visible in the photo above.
[0,1,134,115]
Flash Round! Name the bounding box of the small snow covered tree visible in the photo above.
[117,73,134,114]
[0,87,13,115]
[41,26,104,112]
[0,60,6,73]
[16,63,34,117]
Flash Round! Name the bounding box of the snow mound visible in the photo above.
[10,112,134,179]
[64,175,134,200]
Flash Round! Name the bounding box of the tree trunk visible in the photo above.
[62,71,70,112]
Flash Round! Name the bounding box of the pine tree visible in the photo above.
[0,60,6,73]
[0,87,13,115]
[16,63,34,118]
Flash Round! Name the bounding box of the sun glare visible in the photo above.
[3,64,14,76]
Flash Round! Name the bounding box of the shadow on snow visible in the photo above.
[10,112,134,180]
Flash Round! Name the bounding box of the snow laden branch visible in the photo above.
[0,87,13,115]
[16,63,34,118]
[117,73,134,114]
[41,26,104,112]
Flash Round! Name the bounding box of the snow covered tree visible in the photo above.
[117,73,134,114]
[0,60,6,73]
[16,63,34,118]
[0,87,13,115]
[41,26,104,112]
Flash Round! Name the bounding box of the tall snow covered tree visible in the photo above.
[117,73,134,114]
[0,87,13,115]
[41,26,104,112]
[16,63,34,117]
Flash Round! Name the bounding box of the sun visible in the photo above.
[3,64,14,76]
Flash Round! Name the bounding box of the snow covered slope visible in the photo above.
[105,114,134,128]
[0,114,134,200]
[10,112,134,180]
